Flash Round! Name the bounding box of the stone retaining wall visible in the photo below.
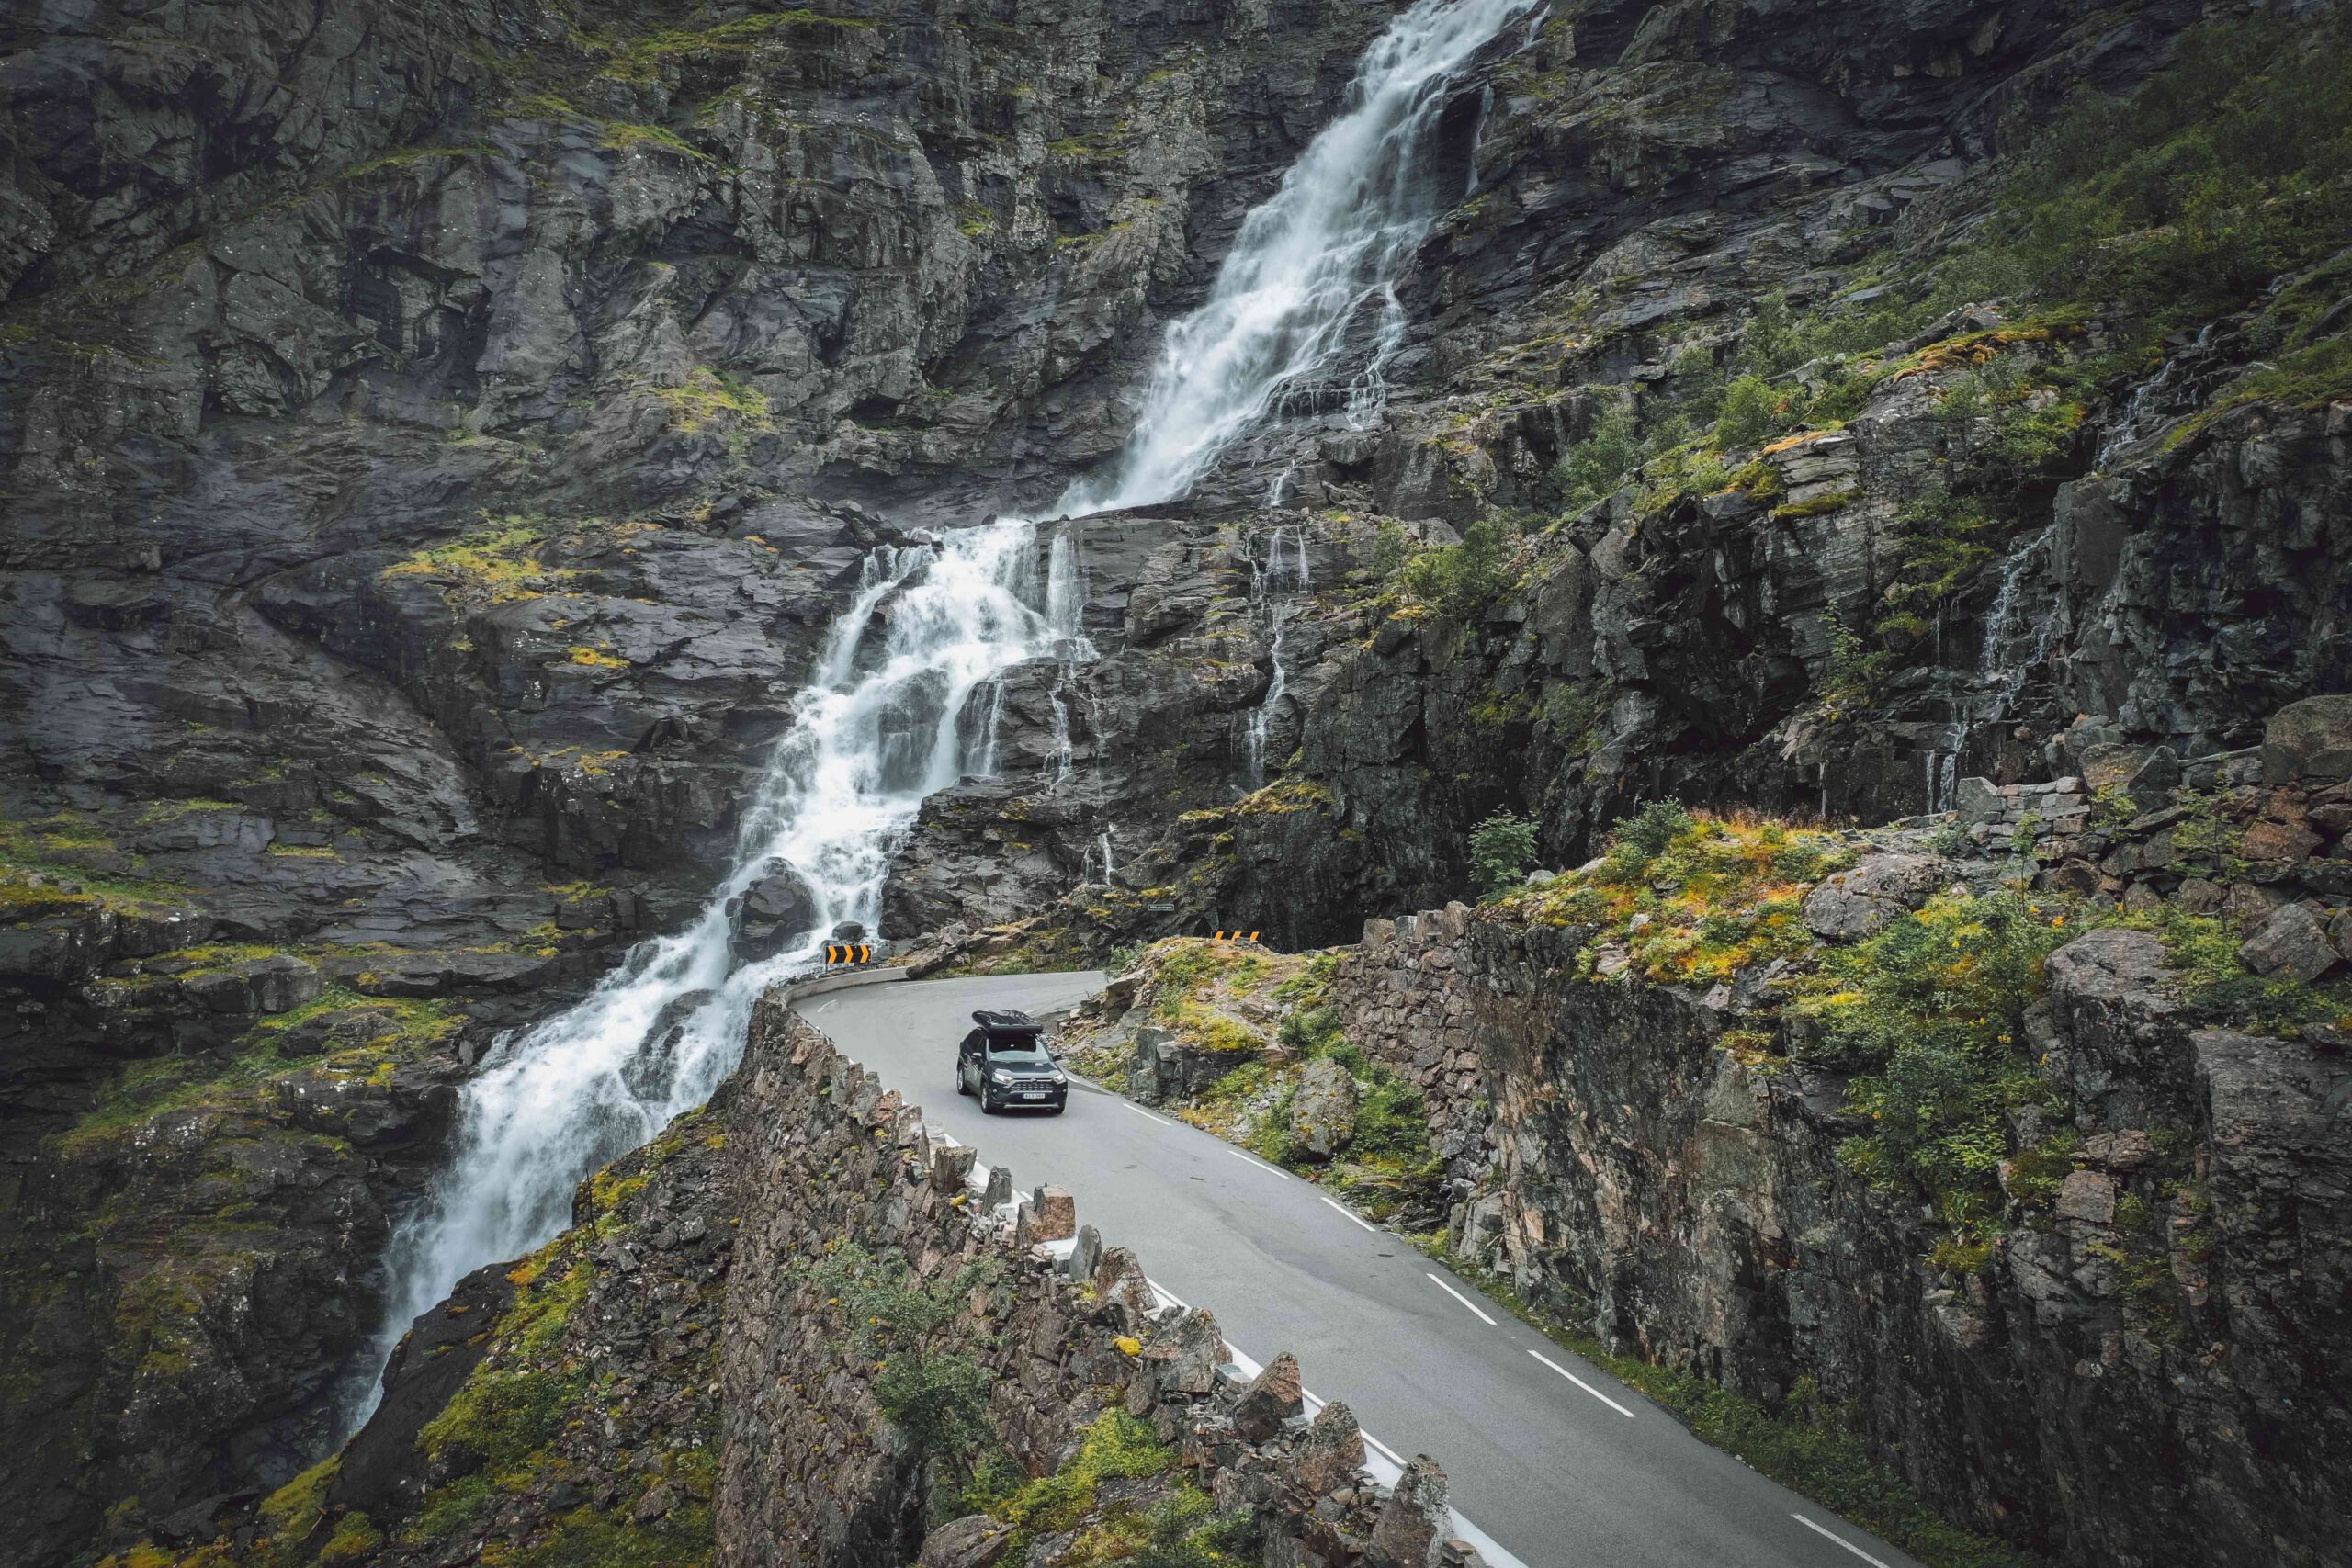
[716,994,1478,1568]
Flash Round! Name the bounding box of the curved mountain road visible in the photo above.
[799,971,1924,1568]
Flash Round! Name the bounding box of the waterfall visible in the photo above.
[1462,83,1493,197]
[1046,688,1075,786]
[1245,526,1309,785]
[345,523,1069,1429]
[351,0,1526,1434]
[1925,525,2061,812]
[1054,0,1535,514]
[965,676,1007,778]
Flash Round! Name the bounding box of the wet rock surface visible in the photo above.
[4,0,2351,1562]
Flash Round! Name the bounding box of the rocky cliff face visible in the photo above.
[1058,698,2352,1565]
[7,0,2351,1561]
[3,0,1397,1551]
[91,991,1463,1568]
[893,0,2352,956]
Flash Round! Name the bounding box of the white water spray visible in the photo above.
[1055,0,1534,513]
[348,524,1069,1427]
[353,0,1526,1429]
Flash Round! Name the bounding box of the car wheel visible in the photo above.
[956,1076,969,1097]
[979,1092,997,1115]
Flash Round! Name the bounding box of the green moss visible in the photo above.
[582,8,875,90]
[655,367,773,433]
[418,1367,581,1477]
[503,1502,715,1568]
[1502,810,1846,986]
[965,1411,1177,1551]
[381,514,569,605]
[1770,487,1863,521]
[2171,334,2352,446]
[60,987,457,1150]
[600,121,709,160]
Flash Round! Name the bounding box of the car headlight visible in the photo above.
[990,1069,1013,1084]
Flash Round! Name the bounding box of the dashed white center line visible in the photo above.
[1120,1101,1173,1127]
[1425,1272,1497,1325]
[1320,1195,1378,1233]
[1792,1514,1893,1567]
[1528,1349,1637,1419]
[1228,1148,1288,1178]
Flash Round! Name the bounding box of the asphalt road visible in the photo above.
[799,972,1925,1568]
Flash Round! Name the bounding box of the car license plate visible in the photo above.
[1020,1091,1048,1100]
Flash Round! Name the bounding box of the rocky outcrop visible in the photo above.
[107,990,1469,1568]
[1325,885,2351,1568]
[0,877,580,1566]
[6,0,2351,1560]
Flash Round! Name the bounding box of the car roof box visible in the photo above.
[972,1008,1042,1034]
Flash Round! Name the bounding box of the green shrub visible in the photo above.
[807,1246,998,1480]
[1800,892,2074,1203]
[1613,798,1693,862]
[1397,517,1509,619]
[1555,399,1643,513]
[1468,808,1539,897]
[1713,373,1785,449]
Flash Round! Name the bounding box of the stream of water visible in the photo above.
[349,0,1530,1430]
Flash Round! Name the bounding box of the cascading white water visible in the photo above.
[345,522,1069,1428]
[352,0,1525,1431]
[1054,0,1535,515]
[1244,526,1312,784]
[1924,525,2062,812]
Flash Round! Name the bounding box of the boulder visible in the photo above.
[182,953,322,1015]
[2055,1169,2117,1225]
[1370,1455,1451,1568]
[2261,695,2352,783]
[729,860,818,963]
[1029,1185,1076,1242]
[2239,902,2340,983]
[1288,1400,1366,1495]
[1231,1350,1304,1441]
[1953,775,2004,826]
[919,1515,1012,1568]
[1291,1057,1360,1161]
[1801,852,1946,940]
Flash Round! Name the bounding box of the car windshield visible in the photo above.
[986,1040,1051,1066]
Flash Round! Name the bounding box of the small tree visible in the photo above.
[1468,808,1539,898]
[1613,797,1694,863]
[808,1245,997,1495]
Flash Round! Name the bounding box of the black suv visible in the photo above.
[956,1009,1069,1113]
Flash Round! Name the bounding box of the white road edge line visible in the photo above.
[1319,1195,1378,1233]
[1425,1272,1497,1325]
[1121,1101,1173,1127]
[1228,1148,1287,1178]
[1528,1349,1638,1419]
[1792,1514,1894,1568]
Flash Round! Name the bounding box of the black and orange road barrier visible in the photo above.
[1210,931,1261,943]
[825,942,874,965]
